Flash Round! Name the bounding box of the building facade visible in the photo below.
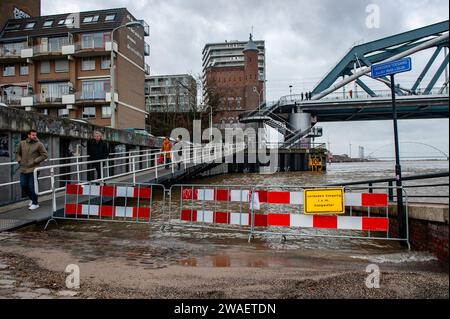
[204,35,265,127]
[0,8,150,129]
[145,74,197,113]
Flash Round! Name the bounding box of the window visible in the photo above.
[3,65,15,77]
[83,15,99,23]
[48,37,69,52]
[24,22,36,30]
[81,32,110,49]
[40,109,49,115]
[81,80,110,100]
[5,23,20,31]
[83,107,96,119]
[102,106,112,118]
[55,59,69,73]
[58,108,69,118]
[40,82,69,102]
[101,56,110,69]
[20,63,29,75]
[43,20,54,28]
[105,14,116,22]
[82,58,96,71]
[57,19,65,26]
[65,17,74,26]
[40,61,50,74]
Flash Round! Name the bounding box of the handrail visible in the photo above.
[31,143,245,196]
[328,172,449,187]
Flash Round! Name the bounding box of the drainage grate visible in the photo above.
[0,219,32,231]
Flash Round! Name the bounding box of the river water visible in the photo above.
[188,160,449,203]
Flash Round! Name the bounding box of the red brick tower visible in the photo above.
[243,34,263,110]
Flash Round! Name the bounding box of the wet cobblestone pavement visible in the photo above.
[0,220,448,299]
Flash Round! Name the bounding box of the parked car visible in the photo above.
[0,102,7,108]
[125,128,154,138]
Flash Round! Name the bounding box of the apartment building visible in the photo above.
[145,74,197,113]
[0,8,150,129]
[204,35,265,127]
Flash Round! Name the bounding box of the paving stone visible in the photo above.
[0,264,8,270]
[37,295,54,299]
[33,288,51,295]
[0,285,15,289]
[0,279,15,285]
[56,290,78,297]
[13,292,41,299]
[20,282,35,288]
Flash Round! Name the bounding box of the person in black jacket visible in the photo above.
[87,131,109,181]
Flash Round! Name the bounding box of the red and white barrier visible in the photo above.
[65,204,151,218]
[180,188,388,207]
[66,184,152,199]
[180,210,389,232]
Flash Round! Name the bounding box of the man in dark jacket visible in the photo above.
[15,129,49,210]
[87,131,109,181]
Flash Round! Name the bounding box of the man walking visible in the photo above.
[15,129,48,210]
[87,131,109,181]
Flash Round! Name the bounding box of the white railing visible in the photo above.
[30,143,245,197]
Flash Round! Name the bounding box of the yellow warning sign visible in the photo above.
[304,188,345,215]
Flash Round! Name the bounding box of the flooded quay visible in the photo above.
[0,161,448,299]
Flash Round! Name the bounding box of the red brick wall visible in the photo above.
[390,217,449,265]
[0,0,41,30]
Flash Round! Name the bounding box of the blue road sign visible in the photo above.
[371,57,412,78]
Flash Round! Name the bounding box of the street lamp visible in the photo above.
[253,86,263,113]
[110,20,144,129]
[204,104,213,142]
[289,85,293,100]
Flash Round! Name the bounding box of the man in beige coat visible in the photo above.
[15,129,48,210]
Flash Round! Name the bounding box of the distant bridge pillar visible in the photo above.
[289,111,312,132]
[289,111,312,146]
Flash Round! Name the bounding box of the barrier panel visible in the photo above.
[45,181,166,228]
[167,184,263,233]
[248,185,409,247]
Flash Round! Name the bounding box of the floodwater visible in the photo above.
[0,161,448,298]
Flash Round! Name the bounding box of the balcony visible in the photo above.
[0,95,22,106]
[145,63,151,75]
[142,21,150,37]
[0,45,29,63]
[144,42,150,56]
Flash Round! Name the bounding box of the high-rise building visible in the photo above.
[203,35,265,128]
[145,74,197,113]
[0,8,150,129]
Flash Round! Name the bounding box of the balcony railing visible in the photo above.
[0,45,29,58]
[0,95,22,106]
[145,63,151,75]
[77,90,108,101]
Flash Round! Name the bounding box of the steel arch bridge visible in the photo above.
[366,142,449,160]
[240,20,449,148]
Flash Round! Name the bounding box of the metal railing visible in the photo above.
[31,143,245,197]
[328,172,449,203]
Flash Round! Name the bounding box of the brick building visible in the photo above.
[0,7,150,129]
[204,35,265,128]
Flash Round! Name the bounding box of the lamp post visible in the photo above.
[253,86,262,113]
[110,20,144,129]
[204,104,213,142]
[289,85,293,100]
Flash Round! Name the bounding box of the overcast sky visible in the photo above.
[41,0,449,158]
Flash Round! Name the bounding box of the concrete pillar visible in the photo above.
[289,112,312,148]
